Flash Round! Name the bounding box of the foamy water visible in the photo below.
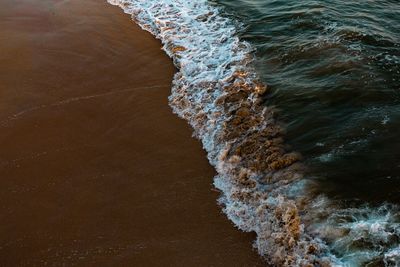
[107,0,400,266]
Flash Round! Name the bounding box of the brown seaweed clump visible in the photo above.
[218,71,301,175]
[171,45,187,53]
[203,70,331,266]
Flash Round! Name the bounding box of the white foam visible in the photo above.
[309,202,400,266]
[384,247,400,266]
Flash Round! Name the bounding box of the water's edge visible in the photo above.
[106,1,400,266]
[106,1,335,265]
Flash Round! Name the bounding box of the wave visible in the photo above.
[106,0,400,266]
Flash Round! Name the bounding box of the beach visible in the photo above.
[0,0,265,266]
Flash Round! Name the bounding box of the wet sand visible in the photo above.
[0,0,265,266]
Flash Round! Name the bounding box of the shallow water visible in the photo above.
[216,0,400,204]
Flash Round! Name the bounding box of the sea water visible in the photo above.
[107,0,400,265]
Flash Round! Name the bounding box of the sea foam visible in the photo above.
[107,0,400,266]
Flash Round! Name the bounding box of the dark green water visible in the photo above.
[110,0,400,263]
[216,0,400,204]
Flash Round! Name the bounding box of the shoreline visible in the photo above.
[0,0,265,266]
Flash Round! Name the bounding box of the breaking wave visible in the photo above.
[107,0,400,266]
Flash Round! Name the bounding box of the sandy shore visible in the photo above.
[0,0,265,266]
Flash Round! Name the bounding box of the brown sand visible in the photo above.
[0,0,265,266]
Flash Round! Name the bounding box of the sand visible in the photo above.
[0,0,265,266]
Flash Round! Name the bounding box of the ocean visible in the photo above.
[108,0,400,266]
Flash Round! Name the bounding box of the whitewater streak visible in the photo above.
[107,0,400,266]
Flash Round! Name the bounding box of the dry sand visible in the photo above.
[0,0,265,266]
